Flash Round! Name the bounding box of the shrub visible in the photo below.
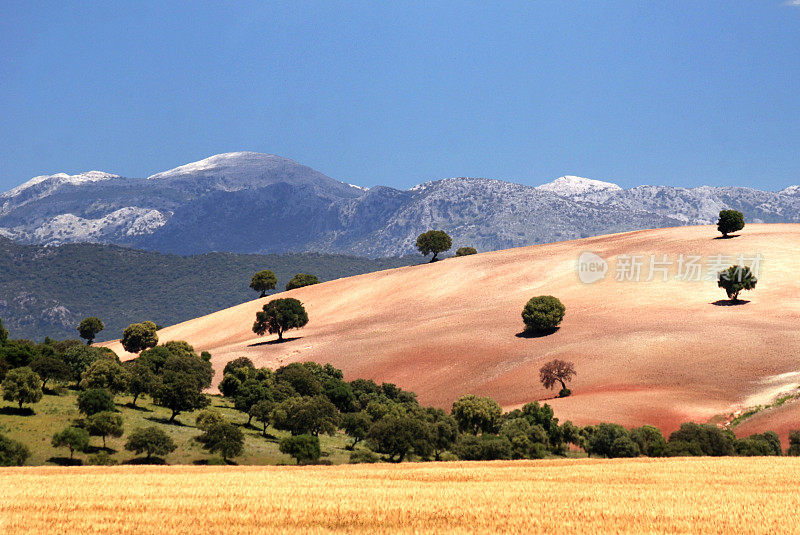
[455,247,477,257]
[415,230,452,262]
[735,432,781,456]
[87,451,118,466]
[285,273,320,291]
[522,296,565,333]
[349,449,381,464]
[585,423,634,458]
[279,434,321,464]
[453,434,512,461]
[717,209,744,237]
[610,436,640,458]
[0,433,30,466]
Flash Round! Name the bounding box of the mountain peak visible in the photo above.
[146,152,284,180]
[1,171,119,199]
[536,175,622,197]
[780,185,800,195]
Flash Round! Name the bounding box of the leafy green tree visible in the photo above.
[275,363,322,396]
[123,360,157,407]
[233,379,271,425]
[77,388,116,416]
[666,422,735,457]
[151,353,213,422]
[453,434,513,461]
[195,409,226,431]
[250,399,275,436]
[121,321,159,354]
[522,295,566,333]
[80,358,130,395]
[787,430,800,456]
[500,418,549,459]
[0,432,30,466]
[125,426,177,460]
[717,209,744,238]
[416,230,452,262]
[0,318,8,346]
[585,423,636,458]
[279,434,321,464]
[539,359,576,398]
[137,345,172,374]
[455,247,477,257]
[223,357,256,378]
[196,421,245,462]
[219,374,243,398]
[735,432,781,456]
[424,407,459,461]
[77,317,105,345]
[610,435,640,458]
[62,345,115,380]
[271,396,340,436]
[0,340,39,368]
[51,426,90,459]
[285,273,320,291]
[342,411,373,448]
[253,298,309,341]
[29,355,72,390]
[2,367,43,409]
[366,413,428,462]
[630,425,667,457]
[250,269,278,297]
[451,394,502,435]
[86,411,124,448]
[717,265,757,302]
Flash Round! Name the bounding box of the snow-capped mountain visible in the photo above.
[536,175,622,198]
[1,152,798,257]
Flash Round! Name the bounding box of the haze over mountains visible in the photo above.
[2,152,799,257]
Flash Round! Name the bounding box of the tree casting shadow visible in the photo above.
[0,406,34,416]
[47,457,83,466]
[711,299,750,306]
[248,336,302,347]
[713,234,740,240]
[516,327,560,339]
[123,402,152,412]
[145,416,186,426]
[124,457,167,465]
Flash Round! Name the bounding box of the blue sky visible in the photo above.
[1,1,798,191]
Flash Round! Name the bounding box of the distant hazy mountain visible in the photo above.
[1,152,798,257]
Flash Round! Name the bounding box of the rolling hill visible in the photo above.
[103,224,800,441]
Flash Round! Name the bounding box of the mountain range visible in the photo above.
[2,152,799,257]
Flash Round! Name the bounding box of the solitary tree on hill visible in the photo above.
[416,230,452,262]
[78,317,105,345]
[522,296,566,333]
[252,298,309,342]
[285,273,320,291]
[250,270,277,298]
[717,265,757,302]
[717,209,744,238]
[539,359,576,398]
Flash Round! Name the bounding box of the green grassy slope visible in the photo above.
[0,390,355,466]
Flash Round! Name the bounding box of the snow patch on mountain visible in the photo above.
[0,207,168,245]
[537,175,623,197]
[780,185,800,195]
[1,171,119,200]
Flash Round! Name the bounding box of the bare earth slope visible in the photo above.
[104,224,800,437]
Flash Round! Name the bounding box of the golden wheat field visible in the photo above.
[1,458,799,534]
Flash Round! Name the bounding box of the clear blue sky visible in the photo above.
[1,1,798,191]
